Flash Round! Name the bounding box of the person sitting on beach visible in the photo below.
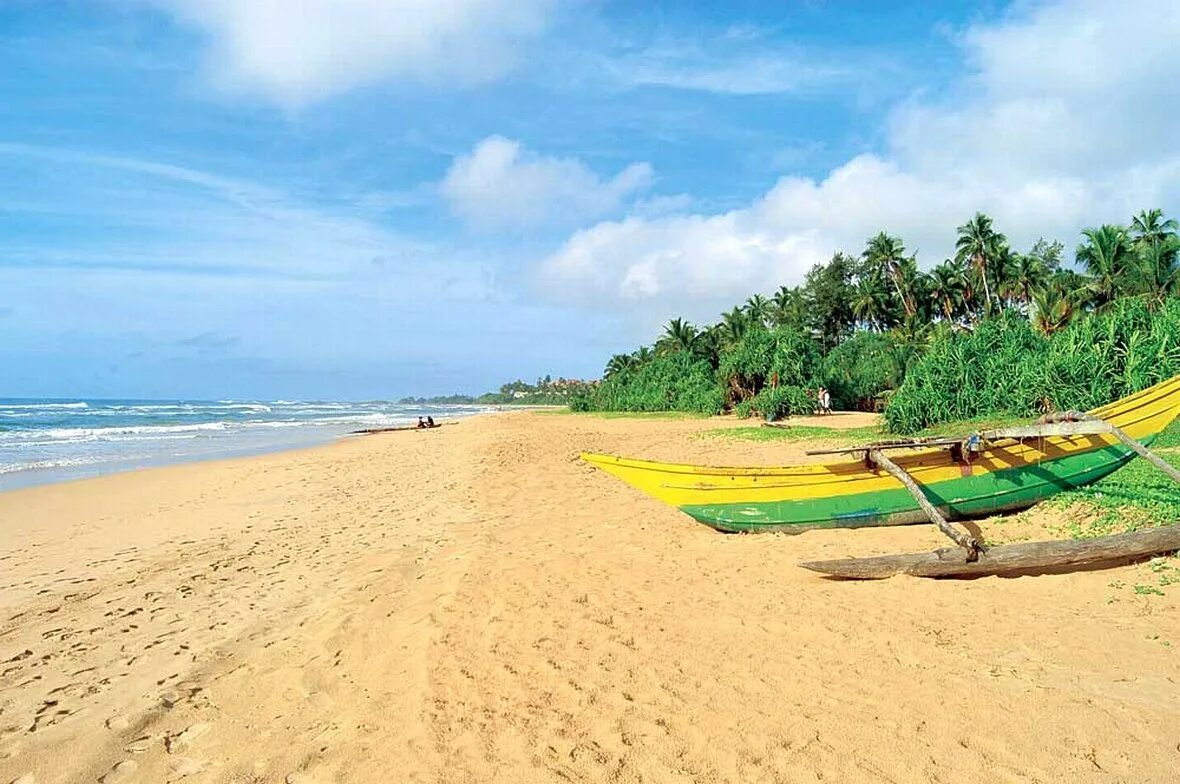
[417,417,426,428]
[426,416,436,428]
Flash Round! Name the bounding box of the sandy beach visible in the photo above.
[2,410,1178,783]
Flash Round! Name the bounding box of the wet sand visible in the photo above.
[1,410,1178,783]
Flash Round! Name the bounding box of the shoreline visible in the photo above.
[2,409,1178,782]
[0,413,485,495]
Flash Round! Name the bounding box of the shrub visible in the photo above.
[885,300,1180,433]
[581,351,725,414]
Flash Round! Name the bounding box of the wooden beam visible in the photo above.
[799,524,1180,579]
[867,449,982,557]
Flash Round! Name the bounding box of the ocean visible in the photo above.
[0,398,493,491]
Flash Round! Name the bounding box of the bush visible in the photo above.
[885,300,1180,433]
[752,385,815,421]
[719,326,822,406]
[821,331,898,411]
[581,351,725,414]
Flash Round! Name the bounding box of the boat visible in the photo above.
[581,375,1180,535]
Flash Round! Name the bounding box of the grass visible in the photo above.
[1042,446,1180,539]
[701,412,1041,445]
[701,424,882,444]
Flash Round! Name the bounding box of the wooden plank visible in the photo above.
[798,524,1180,579]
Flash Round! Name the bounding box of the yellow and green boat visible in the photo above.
[582,375,1180,533]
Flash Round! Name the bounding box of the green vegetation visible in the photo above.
[702,424,882,443]
[572,208,1180,431]
[404,375,596,406]
[1044,422,1180,539]
[885,299,1180,432]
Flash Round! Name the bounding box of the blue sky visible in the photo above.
[2,0,1178,400]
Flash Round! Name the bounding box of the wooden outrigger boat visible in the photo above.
[582,375,1180,578]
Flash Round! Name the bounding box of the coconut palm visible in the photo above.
[770,285,805,329]
[1077,225,1136,308]
[604,353,635,378]
[1139,234,1180,305]
[851,276,893,331]
[1131,208,1178,249]
[657,317,698,355]
[1031,287,1075,335]
[1002,253,1049,310]
[928,260,965,322]
[720,307,751,344]
[743,294,772,327]
[864,232,915,317]
[954,212,1006,315]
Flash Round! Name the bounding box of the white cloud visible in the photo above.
[622,46,864,96]
[440,136,653,231]
[539,0,1180,321]
[150,0,556,105]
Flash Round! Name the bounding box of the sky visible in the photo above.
[2,0,1179,400]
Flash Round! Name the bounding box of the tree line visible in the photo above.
[573,209,1180,424]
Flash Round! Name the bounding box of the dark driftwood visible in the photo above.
[351,421,457,435]
[868,449,982,556]
[799,524,1180,579]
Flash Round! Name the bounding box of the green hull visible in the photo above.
[681,440,1149,533]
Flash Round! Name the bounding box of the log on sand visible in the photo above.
[799,523,1180,579]
[351,421,457,435]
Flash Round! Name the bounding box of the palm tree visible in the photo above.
[851,276,892,331]
[954,213,1006,316]
[927,260,964,322]
[720,307,750,344]
[604,353,635,379]
[770,286,805,328]
[1077,224,1136,308]
[1002,253,1048,310]
[864,232,914,317]
[1031,287,1075,335]
[657,317,698,355]
[1140,235,1180,305]
[694,325,723,367]
[744,294,772,327]
[1131,208,1178,249]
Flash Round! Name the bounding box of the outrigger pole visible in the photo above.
[800,412,1180,578]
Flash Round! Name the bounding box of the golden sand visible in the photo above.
[1,411,1178,783]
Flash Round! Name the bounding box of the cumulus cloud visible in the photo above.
[540,0,1180,320]
[441,136,653,231]
[150,0,556,105]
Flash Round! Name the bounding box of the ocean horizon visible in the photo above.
[0,397,493,491]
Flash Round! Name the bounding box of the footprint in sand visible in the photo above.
[98,759,137,783]
[164,723,210,754]
[168,757,206,778]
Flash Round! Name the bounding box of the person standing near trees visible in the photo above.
[817,387,832,415]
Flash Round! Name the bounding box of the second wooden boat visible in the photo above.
[582,375,1180,534]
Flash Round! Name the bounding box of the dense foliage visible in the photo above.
[574,208,1180,429]
[885,299,1180,432]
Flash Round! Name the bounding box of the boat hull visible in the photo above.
[581,376,1180,533]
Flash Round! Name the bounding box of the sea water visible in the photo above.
[0,398,492,491]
